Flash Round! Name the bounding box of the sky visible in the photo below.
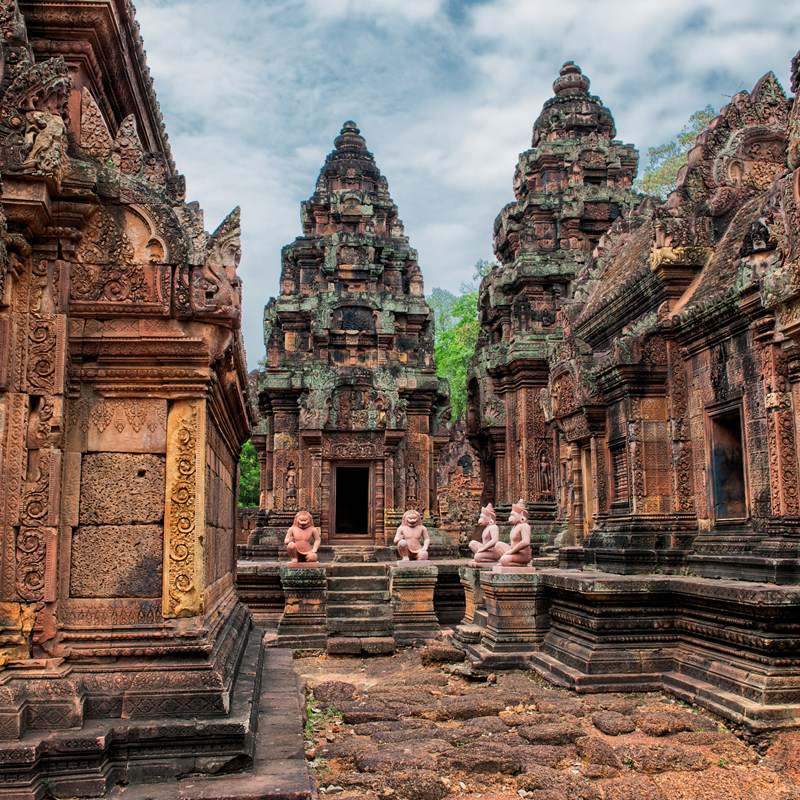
[135,0,799,365]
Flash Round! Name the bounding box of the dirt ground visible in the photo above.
[295,643,800,800]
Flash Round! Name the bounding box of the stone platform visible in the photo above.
[452,567,800,732]
[105,648,314,800]
[0,629,315,799]
[239,557,466,653]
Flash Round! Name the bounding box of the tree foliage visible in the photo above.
[434,291,479,421]
[636,105,717,199]
[429,260,493,421]
[238,439,260,507]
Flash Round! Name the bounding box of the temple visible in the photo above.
[0,2,310,798]
[449,56,800,731]
[469,59,800,578]
[467,62,639,545]
[253,121,450,550]
[3,0,800,794]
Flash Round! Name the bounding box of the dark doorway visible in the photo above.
[710,408,747,520]
[335,466,370,537]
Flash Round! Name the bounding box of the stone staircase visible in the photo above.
[326,562,395,655]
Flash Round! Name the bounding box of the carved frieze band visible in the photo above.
[163,399,206,618]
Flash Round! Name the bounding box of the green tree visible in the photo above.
[429,260,495,422]
[433,290,479,421]
[636,105,717,199]
[428,286,457,333]
[238,439,260,507]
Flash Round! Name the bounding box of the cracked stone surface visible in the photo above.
[296,646,800,800]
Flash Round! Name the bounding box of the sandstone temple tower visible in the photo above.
[255,121,450,547]
[467,62,638,540]
[0,3,311,797]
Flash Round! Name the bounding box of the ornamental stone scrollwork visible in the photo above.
[321,432,383,460]
[71,206,172,315]
[71,209,147,303]
[79,87,113,161]
[163,399,206,619]
[298,362,336,429]
[112,114,144,176]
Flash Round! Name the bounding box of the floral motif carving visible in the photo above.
[71,210,148,304]
[163,400,205,618]
[79,87,113,161]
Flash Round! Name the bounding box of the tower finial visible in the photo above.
[553,61,590,96]
[334,120,366,152]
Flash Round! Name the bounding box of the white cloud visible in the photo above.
[134,0,799,362]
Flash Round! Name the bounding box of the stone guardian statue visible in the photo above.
[394,509,430,561]
[285,510,321,564]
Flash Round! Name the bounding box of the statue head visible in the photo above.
[478,503,496,525]
[509,498,528,524]
[293,510,314,529]
[402,509,421,527]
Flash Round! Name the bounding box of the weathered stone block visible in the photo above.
[390,563,439,645]
[467,570,549,669]
[0,602,35,666]
[70,525,162,598]
[79,452,165,525]
[85,398,167,453]
[277,565,327,649]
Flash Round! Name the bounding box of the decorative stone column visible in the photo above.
[468,568,548,669]
[277,565,327,649]
[390,563,439,645]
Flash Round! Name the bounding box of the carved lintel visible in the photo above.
[163,399,206,619]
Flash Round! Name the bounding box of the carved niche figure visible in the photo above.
[284,461,298,510]
[406,462,419,506]
[284,510,321,564]
[468,503,503,565]
[497,498,533,567]
[539,450,554,496]
[22,108,66,174]
[394,509,430,561]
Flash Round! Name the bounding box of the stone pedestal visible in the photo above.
[452,565,491,647]
[390,564,440,645]
[467,569,548,669]
[236,561,285,623]
[277,566,328,650]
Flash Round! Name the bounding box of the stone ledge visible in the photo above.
[462,568,800,732]
[0,632,314,799]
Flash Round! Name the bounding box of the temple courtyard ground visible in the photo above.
[297,644,800,800]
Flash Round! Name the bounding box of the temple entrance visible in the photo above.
[709,408,747,521]
[333,466,371,539]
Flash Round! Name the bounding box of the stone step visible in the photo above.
[326,603,392,620]
[327,575,387,592]
[327,636,396,655]
[327,563,387,578]
[327,617,394,635]
[327,589,390,603]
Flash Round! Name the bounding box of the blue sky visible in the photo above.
[135,0,799,364]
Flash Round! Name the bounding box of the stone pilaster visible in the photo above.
[452,564,490,647]
[277,565,327,649]
[163,398,206,619]
[390,563,439,645]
